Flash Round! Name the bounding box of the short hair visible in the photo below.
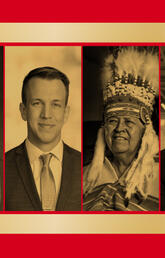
[22,66,70,105]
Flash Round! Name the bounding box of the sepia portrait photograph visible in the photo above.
[83,46,159,211]
[5,46,81,211]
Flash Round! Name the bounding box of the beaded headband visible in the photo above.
[101,47,159,124]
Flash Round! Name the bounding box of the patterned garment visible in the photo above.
[83,183,159,211]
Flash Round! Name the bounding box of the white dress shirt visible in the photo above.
[25,139,63,207]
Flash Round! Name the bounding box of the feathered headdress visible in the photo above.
[102,47,159,124]
[84,47,159,201]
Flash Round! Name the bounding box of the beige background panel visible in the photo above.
[0,214,165,233]
[0,23,164,42]
[5,46,81,152]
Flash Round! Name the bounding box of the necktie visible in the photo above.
[40,153,56,211]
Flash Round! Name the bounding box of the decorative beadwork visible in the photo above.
[104,78,155,111]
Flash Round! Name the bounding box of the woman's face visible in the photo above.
[105,115,145,157]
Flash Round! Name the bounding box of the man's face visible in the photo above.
[20,78,69,151]
[104,115,145,157]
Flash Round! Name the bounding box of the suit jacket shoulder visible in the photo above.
[63,143,81,161]
[5,142,42,211]
[5,142,82,211]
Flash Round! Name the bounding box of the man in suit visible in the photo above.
[161,149,165,211]
[5,67,81,211]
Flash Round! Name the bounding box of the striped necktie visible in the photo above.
[40,153,56,211]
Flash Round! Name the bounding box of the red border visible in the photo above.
[159,47,161,211]
[0,43,165,46]
[81,46,83,211]
[0,234,165,257]
[0,0,165,22]
[3,46,5,211]
[0,4,165,255]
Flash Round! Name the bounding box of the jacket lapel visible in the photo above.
[15,142,42,210]
[56,144,73,210]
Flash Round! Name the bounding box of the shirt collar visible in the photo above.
[25,138,63,164]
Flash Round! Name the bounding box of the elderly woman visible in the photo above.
[83,47,159,211]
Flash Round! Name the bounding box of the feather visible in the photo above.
[101,55,113,87]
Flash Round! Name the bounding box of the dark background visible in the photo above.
[83,47,106,165]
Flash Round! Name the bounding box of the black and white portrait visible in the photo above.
[5,46,81,211]
[83,46,159,211]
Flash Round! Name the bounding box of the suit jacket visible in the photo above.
[161,149,165,211]
[5,141,81,211]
